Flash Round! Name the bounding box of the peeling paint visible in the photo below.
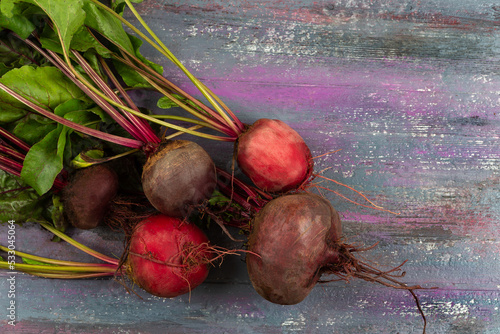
[0,0,499,333]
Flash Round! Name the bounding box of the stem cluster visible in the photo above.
[0,223,120,279]
[0,127,66,190]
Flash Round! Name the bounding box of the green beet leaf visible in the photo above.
[54,98,93,117]
[11,113,56,146]
[21,125,68,195]
[112,0,144,13]
[0,33,47,77]
[157,95,182,110]
[0,170,44,224]
[82,0,135,54]
[70,27,113,57]
[112,33,163,88]
[0,169,63,227]
[54,98,113,126]
[19,97,107,195]
[40,24,112,61]
[0,66,91,115]
[2,0,86,58]
[0,11,35,39]
[157,94,200,111]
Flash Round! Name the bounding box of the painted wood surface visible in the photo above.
[1,0,499,333]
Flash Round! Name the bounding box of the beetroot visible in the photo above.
[236,119,313,193]
[127,213,213,298]
[3,214,213,299]
[246,193,426,309]
[246,193,341,304]
[62,164,119,230]
[141,140,217,218]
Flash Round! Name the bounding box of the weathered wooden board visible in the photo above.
[1,0,499,333]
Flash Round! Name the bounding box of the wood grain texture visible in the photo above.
[1,0,499,333]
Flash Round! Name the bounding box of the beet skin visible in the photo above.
[142,140,217,217]
[62,164,119,230]
[236,119,313,193]
[246,193,342,305]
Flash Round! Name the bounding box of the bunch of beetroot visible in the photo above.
[0,124,217,298]
[0,0,315,299]
[0,1,431,332]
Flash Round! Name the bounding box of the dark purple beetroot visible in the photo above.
[246,193,428,334]
[246,193,341,305]
[236,119,313,193]
[141,140,217,218]
[62,164,119,230]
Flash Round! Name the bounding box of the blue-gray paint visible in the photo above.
[1,0,499,333]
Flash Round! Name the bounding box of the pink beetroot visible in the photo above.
[236,119,313,193]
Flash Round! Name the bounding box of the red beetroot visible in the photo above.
[236,119,313,193]
[127,214,213,298]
